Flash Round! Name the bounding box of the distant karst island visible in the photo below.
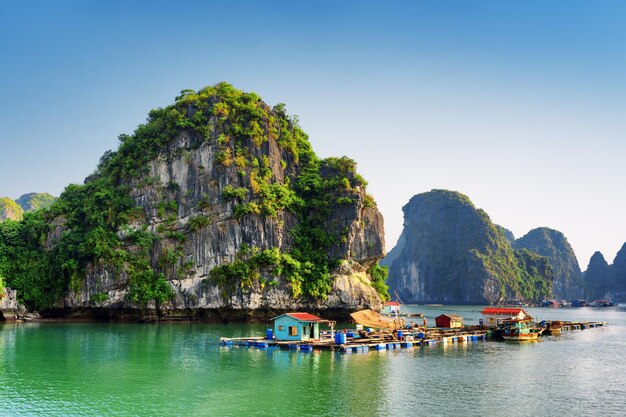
[383,190,626,305]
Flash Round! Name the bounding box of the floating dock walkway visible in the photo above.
[539,320,608,335]
[557,320,607,331]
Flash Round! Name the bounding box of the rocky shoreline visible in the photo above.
[0,307,366,323]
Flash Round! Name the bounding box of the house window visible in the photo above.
[303,326,308,335]
[278,325,285,331]
[289,326,298,336]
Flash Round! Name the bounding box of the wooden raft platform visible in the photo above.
[558,321,607,331]
[541,320,608,333]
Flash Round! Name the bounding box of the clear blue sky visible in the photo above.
[1,0,625,268]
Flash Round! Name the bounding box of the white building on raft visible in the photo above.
[481,307,530,328]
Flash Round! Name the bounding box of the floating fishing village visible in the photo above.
[220,303,608,353]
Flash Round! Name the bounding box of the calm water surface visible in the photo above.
[1,306,625,416]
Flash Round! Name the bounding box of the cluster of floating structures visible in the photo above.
[494,298,618,308]
[541,299,617,308]
[220,311,487,353]
[220,307,608,353]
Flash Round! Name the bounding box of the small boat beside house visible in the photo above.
[498,319,544,341]
[541,320,563,335]
[350,309,406,330]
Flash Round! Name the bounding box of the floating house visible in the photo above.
[541,299,559,308]
[382,301,401,317]
[481,308,529,328]
[271,313,324,341]
[435,314,464,328]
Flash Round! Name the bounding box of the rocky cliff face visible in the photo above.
[583,251,614,300]
[1,83,386,319]
[382,190,552,304]
[613,243,626,296]
[513,228,583,299]
[70,135,383,317]
[0,197,23,221]
[0,287,27,320]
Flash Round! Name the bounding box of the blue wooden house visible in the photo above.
[271,313,323,341]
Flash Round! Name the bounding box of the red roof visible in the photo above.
[272,312,323,322]
[481,307,526,315]
[385,302,400,306]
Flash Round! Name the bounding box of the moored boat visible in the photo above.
[541,320,563,335]
[498,319,544,341]
[590,300,615,307]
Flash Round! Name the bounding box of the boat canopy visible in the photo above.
[350,309,405,330]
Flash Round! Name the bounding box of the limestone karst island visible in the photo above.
[1,83,388,320]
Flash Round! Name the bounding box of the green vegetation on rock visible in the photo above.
[216,152,382,300]
[93,82,314,182]
[513,249,553,301]
[210,244,304,298]
[368,264,390,301]
[0,213,58,310]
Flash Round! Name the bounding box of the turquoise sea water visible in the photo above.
[1,306,625,416]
